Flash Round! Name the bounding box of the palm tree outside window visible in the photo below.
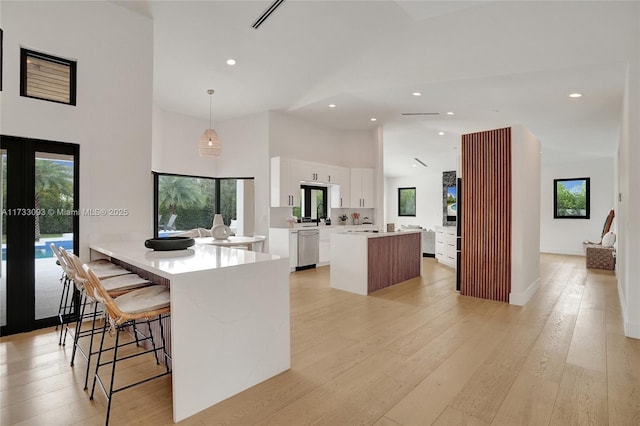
[154,172,240,236]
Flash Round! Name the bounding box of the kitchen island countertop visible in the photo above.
[89,239,290,423]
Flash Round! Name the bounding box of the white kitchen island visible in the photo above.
[89,239,290,423]
[330,230,422,295]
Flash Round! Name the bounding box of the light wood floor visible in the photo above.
[2,254,639,425]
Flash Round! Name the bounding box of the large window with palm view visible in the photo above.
[154,172,254,237]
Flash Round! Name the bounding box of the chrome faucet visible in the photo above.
[316,203,323,226]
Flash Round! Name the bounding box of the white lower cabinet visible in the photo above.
[319,228,331,265]
[269,228,298,270]
[435,226,457,268]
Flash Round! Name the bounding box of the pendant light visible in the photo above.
[199,89,221,157]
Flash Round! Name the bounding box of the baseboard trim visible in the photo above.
[624,320,640,339]
[618,281,640,339]
[509,277,541,306]
[540,248,584,256]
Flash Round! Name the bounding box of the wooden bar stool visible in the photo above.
[83,265,171,426]
[66,252,154,389]
[58,247,134,349]
[50,244,74,345]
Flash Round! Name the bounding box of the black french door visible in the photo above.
[1,135,79,335]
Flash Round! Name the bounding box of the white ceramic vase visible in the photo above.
[212,214,224,227]
[211,214,224,237]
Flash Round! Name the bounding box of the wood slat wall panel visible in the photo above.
[460,127,512,302]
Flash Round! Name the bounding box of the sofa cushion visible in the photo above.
[602,231,616,247]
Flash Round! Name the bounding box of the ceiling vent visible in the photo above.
[414,157,428,167]
[401,112,439,116]
[252,0,286,29]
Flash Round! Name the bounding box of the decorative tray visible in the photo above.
[144,236,195,251]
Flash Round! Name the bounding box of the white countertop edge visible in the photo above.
[89,240,281,278]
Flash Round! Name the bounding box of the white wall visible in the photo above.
[153,108,270,236]
[267,111,380,227]
[510,125,541,306]
[215,113,270,236]
[152,107,218,177]
[540,157,615,255]
[155,109,380,234]
[268,111,376,168]
[617,5,640,339]
[384,170,443,231]
[1,2,154,259]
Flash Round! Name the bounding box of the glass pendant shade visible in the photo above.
[199,128,221,157]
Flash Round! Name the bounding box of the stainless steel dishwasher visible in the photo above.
[297,228,319,270]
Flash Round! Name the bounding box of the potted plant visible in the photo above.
[338,214,348,225]
[351,212,360,225]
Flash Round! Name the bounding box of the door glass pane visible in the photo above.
[34,152,74,320]
[1,149,6,327]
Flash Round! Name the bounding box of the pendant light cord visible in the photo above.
[209,90,213,129]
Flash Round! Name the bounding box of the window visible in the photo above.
[21,48,77,105]
[153,172,249,236]
[398,187,416,216]
[554,177,590,219]
[299,185,327,221]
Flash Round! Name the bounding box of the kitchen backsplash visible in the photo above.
[270,207,374,228]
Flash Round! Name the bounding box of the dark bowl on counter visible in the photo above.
[144,236,195,251]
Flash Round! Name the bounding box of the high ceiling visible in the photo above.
[114,0,637,177]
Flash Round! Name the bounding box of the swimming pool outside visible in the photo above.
[1,237,73,261]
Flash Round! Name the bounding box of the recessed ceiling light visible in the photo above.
[328,104,336,108]
[412,92,422,96]
[569,93,582,98]
[412,164,418,168]
[226,59,237,66]
[446,111,454,115]
[370,118,377,122]
[438,131,445,136]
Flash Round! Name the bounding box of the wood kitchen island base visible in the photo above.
[330,230,422,295]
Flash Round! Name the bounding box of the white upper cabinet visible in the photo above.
[294,160,353,185]
[271,157,300,207]
[298,161,328,183]
[326,165,343,185]
[271,158,372,210]
[350,168,374,208]
[330,167,351,208]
